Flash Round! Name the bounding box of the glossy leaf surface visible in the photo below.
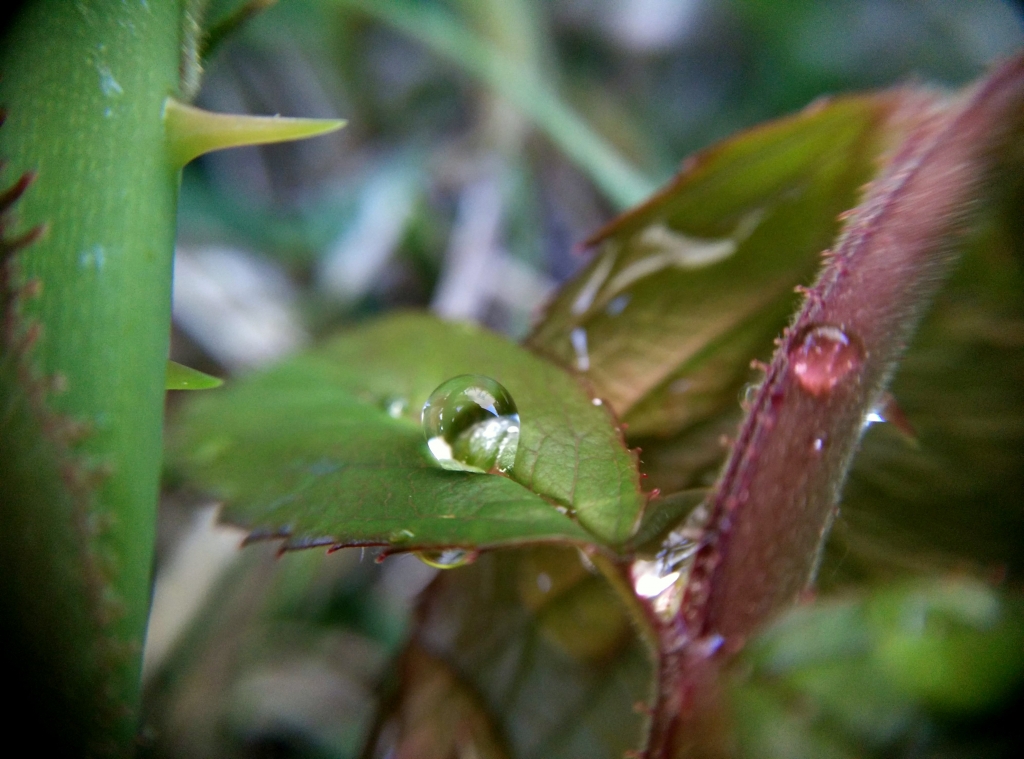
[528,94,900,441]
[171,314,644,550]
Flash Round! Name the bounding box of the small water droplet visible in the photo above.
[862,410,885,429]
[690,634,725,659]
[389,529,415,543]
[415,548,476,569]
[631,500,708,620]
[861,392,917,440]
[422,374,520,473]
[97,65,123,98]
[812,437,824,452]
[788,324,862,396]
[633,559,682,598]
[79,245,105,271]
[384,396,408,419]
[591,397,603,406]
[739,382,760,410]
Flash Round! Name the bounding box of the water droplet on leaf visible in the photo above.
[788,324,862,396]
[415,548,477,569]
[384,396,408,419]
[389,529,415,543]
[422,374,520,473]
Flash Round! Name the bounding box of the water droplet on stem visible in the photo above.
[422,374,520,473]
[788,324,862,396]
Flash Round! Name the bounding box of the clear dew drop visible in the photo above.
[788,324,863,396]
[739,382,760,410]
[422,374,520,474]
[384,396,408,419]
[415,548,477,569]
[630,501,708,621]
[389,529,415,543]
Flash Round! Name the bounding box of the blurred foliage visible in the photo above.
[156,1,1024,758]
[730,578,1024,758]
[363,548,651,759]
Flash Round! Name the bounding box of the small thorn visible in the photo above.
[166,359,223,390]
[647,488,661,501]
[0,171,36,211]
[163,98,345,169]
[11,224,47,251]
[749,359,768,372]
[878,392,919,443]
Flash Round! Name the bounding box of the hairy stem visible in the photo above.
[644,53,1024,758]
[0,1,185,753]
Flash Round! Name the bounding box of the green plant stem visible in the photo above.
[0,1,185,752]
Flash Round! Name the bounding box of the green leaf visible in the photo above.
[365,549,652,759]
[166,359,223,390]
[527,94,902,492]
[169,313,645,550]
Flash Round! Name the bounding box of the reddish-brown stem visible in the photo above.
[641,53,1024,758]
